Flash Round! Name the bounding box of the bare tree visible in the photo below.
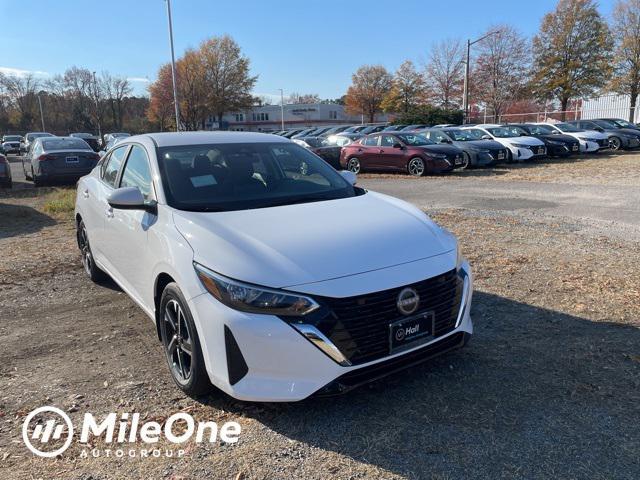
[0,73,40,130]
[102,73,132,130]
[288,92,321,104]
[381,60,426,114]
[424,40,465,109]
[609,0,640,121]
[473,25,530,122]
[345,65,392,122]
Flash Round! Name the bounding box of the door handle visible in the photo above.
[105,206,114,218]
[83,189,89,198]
[379,149,384,153]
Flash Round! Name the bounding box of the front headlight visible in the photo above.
[546,140,563,146]
[511,143,529,148]
[194,262,320,316]
[427,153,448,159]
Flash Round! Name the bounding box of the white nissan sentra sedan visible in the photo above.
[74,132,473,402]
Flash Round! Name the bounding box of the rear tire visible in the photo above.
[77,219,107,283]
[159,283,211,397]
[347,157,361,173]
[32,167,44,187]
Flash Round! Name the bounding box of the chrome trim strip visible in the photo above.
[455,266,471,328]
[293,324,352,366]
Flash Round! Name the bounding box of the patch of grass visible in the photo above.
[42,188,76,217]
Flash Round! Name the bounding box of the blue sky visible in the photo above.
[0,0,618,100]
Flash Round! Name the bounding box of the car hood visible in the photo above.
[172,192,455,289]
[416,144,463,155]
[539,134,578,143]
[500,136,544,146]
[611,128,640,137]
[455,139,504,150]
[565,129,608,140]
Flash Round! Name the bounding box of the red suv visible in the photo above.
[339,132,465,176]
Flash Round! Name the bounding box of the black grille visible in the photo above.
[312,269,463,365]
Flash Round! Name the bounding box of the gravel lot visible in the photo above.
[0,153,639,479]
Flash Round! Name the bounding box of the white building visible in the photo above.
[205,103,388,132]
[581,94,639,122]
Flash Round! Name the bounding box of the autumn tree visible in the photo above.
[176,48,208,130]
[381,60,426,114]
[609,0,640,121]
[147,63,175,131]
[531,0,613,119]
[199,35,257,127]
[425,40,465,109]
[345,65,392,122]
[473,25,530,122]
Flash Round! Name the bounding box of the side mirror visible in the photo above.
[596,127,604,133]
[340,170,357,185]
[108,187,157,214]
[392,142,404,149]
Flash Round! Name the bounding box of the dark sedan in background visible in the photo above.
[69,132,101,152]
[568,119,640,151]
[421,127,507,167]
[503,123,580,157]
[340,132,464,176]
[22,136,100,186]
[292,135,347,169]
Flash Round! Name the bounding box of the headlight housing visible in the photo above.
[511,143,530,148]
[427,153,448,159]
[194,262,320,316]
[546,140,563,146]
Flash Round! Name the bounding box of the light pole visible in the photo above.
[37,94,45,131]
[462,30,501,124]
[165,0,181,131]
[278,89,285,130]
[92,71,102,138]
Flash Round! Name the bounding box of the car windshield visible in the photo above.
[486,127,520,138]
[593,119,617,129]
[611,118,635,128]
[556,123,583,132]
[157,142,360,212]
[27,133,53,140]
[528,124,555,134]
[395,134,433,145]
[4,135,21,141]
[42,138,91,150]
[449,128,486,140]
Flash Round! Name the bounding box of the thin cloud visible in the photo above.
[0,66,49,77]
[127,77,150,83]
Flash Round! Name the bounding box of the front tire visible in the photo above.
[77,219,107,283]
[407,157,425,177]
[159,283,211,397]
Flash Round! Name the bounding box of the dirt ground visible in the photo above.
[0,154,639,479]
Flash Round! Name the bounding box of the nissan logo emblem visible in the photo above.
[396,288,420,315]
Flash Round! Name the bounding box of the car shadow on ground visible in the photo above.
[0,203,57,239]
[205,291,640,478]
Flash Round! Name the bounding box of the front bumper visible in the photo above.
[188,260,474,402]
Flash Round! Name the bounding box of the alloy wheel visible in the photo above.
[347,158,361,173]
[609,137,621,151]
[163,299,194,384]
[408,158,425,176]
[78,224,94,277]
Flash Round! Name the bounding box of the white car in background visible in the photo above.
[462,124,546,162]
[536,122,609,153]
[74,132,473,402]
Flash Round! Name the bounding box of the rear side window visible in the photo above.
[119,145,153,200]
[102,145,128,187]
[362,136,379,146]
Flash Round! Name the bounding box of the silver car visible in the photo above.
[22,136,100,186]
[21,132,55,153]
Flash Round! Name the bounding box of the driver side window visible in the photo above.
[101,145,128,188]
[119,145,154,200]
[380,135,396,147]
[362,136,379,146]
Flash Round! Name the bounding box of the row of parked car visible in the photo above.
[274,118,640,176]
[0,131,131,188]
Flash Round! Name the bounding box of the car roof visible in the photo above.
[132,131,290,147]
